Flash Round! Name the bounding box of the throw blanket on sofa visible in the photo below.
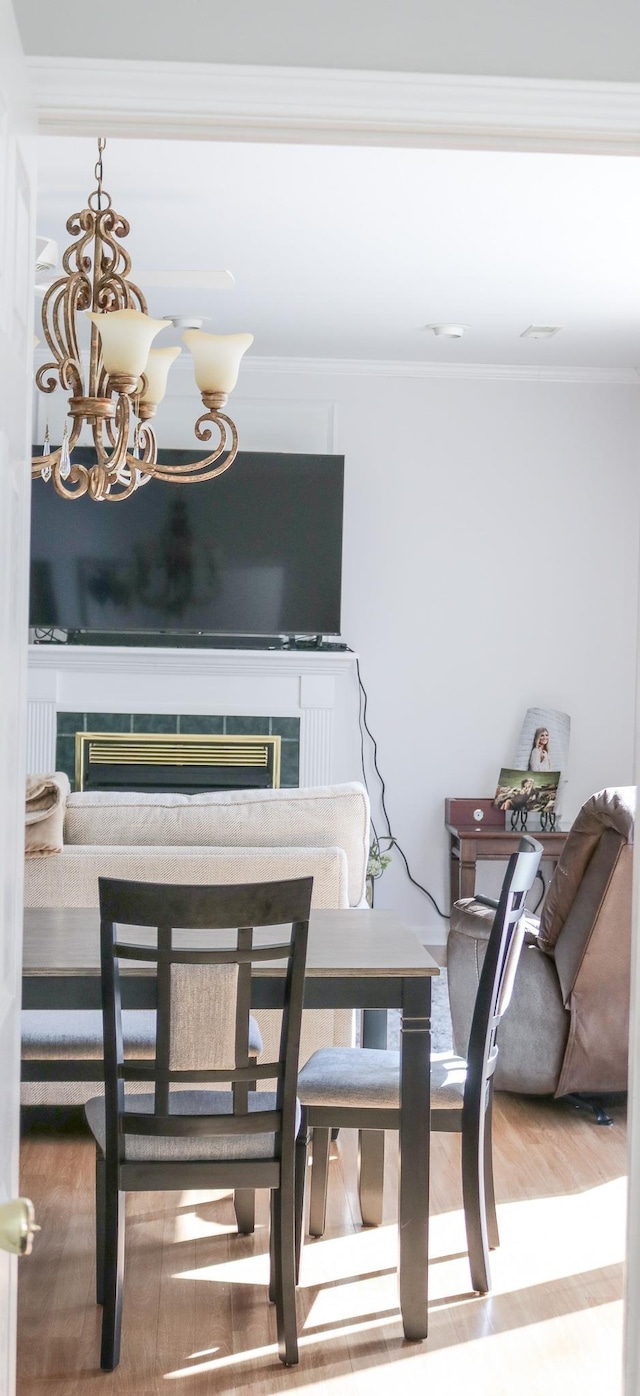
[25,772,70,858]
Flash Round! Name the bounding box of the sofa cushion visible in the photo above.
[21,1010,263,1059]
[63,783,369,907]
[23,845,349,910]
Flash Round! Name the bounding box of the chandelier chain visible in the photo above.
[90,137,109,213]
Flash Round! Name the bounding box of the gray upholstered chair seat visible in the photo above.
[21,1010,263,1060]
[297,1047,466,1110]
[86,1090,300,1162]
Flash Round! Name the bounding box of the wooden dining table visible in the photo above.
[22,905,439,1342]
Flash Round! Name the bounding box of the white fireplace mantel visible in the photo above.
[26,643,358,787]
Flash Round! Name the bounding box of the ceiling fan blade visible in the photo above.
[137,269,235,291]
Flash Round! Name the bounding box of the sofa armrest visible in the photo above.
[450,897,540,945]
[449,897,496,943]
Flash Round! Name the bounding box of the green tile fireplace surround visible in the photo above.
[56,712,300,791]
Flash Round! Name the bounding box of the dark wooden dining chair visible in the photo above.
[296,835,542,1293]
[85,875,312,1370]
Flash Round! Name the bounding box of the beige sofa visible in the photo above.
[22,781,370,1104]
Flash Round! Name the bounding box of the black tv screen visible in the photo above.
[30,450,344,638]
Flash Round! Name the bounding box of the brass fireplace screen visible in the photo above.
[75,731,282,794]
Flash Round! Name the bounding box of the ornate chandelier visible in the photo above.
[31,139,253,502]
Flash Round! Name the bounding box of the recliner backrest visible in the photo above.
[553,827,629,1005]
[537,787,635,1096]
[538,786,634,954]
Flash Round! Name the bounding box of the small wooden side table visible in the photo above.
[445,797,568,912]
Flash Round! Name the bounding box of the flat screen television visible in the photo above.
[30,450,344,639]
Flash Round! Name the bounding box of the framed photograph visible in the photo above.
[513,707,570,777]
[494,767,560,819]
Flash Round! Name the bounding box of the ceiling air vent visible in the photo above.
[520,325,562,339]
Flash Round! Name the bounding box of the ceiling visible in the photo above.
[35,135,640,372]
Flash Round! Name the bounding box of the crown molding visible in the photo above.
[241,357,640,384]
[33,347,640,387]
[26,57,640,153]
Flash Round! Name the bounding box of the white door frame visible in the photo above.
[26,57,640,1395]
[0,2,35,1392]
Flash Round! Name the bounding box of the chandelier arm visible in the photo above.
[94,393,131,477]
[36,281,77,395]
[50,459,90,501]
[103,414,117,451]
[94,208,148,317]
[95,209,133,279]
[31,446,61,478]
[97,273,145,315]
[147,457,236,484]
[39,280,67,379]
[89,207,106,393]
[139,414,238,484]
[93,467,141,503]
[35,361,60,396]
[67,417,84,453]
[132,410,236,480]
[38,275,89,397]
[63,275,92,392]
[127,421,156,467]
[31,414,83,475]
[97,364,110,399]
[91,417,112,466]
[62,208,94,273]
[86,464,111,500]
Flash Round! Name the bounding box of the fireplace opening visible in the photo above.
[75,731,282,795]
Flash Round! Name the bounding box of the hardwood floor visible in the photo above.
[17,1093,626,1395]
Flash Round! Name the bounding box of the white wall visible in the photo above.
[13,0,640,82]
[83,363,637,938]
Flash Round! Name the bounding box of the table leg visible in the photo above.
[398,975,431,1341]
[459,849,477,900]
[449,843,461,912]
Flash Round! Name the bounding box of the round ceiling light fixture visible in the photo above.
[424,323,469,338]
[165,315,208,330]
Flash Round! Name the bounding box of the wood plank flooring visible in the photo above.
[17,1093,627,1396]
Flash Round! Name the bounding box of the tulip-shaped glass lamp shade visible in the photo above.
[86,309,171,378]
[183,330,254,396]
[137,345,182,405]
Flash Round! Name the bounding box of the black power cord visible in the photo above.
[356,656,448,919]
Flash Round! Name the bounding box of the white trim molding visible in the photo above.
[33,347,640,389]
[27,57,640,154]
[240,358,640,386]
[27,643,357,789]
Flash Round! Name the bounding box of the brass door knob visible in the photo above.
[0,1198,39,1256]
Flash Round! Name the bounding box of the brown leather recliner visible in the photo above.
[447,788,634,1097]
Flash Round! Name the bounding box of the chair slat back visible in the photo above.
[464,837,542,1107]
[97,876,312,1160]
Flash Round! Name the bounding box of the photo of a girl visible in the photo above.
[528,727,551,772]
